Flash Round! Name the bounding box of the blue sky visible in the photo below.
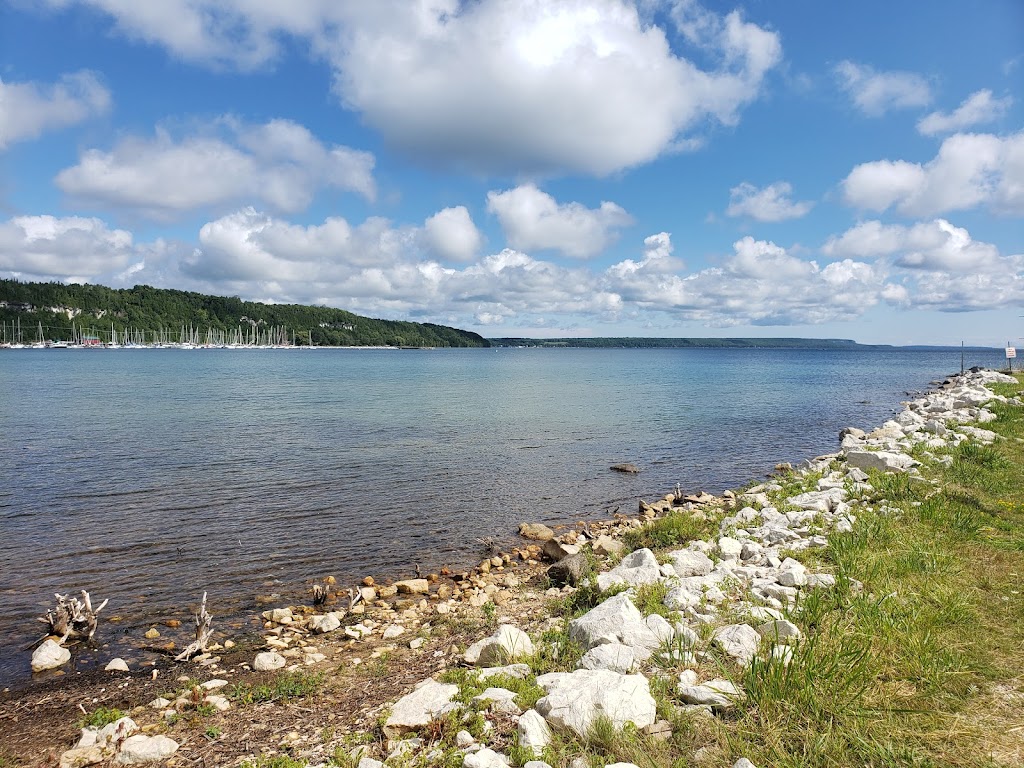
[0,0,1021,345]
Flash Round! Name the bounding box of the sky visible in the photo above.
[0,1,1022,345]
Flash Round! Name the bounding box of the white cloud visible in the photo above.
[487,184,633,259]
[726,181,813,222]
[55,118,375,219]
[823,219,1007,273]
[842,131,1024,216]
[607,232,684,277]
[917,89,1013,136]
[39,0,781,176]
[8,205,1021,332]
[0,215,133,278]
[0,71,110,150]
[422,207,482,263]
[834,60,931,116]
[607,235,888,326]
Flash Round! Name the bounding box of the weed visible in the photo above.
[241,756,307,768]
[231,671,324,705]
[78,707,125,728]
[481,600,497,626]
[630,581,672,618]
[204,726,222,741]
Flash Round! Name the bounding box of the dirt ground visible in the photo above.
[0,557,558,767]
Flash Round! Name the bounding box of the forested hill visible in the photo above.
[488,337,877,349]
[0,280,489,347]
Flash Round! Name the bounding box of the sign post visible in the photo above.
[1006,344,1016,372]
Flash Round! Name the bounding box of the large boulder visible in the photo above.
[464,625,535,666]
[384,679,460,738]
[519,523,555,541]
[113,735,179,764]
[568,593,661,659]
[32,639,71,672]
[666,550,714,578]
[547,553,591,586]
[596,548,661,592]
[395,579,430,595]
[535,669,656,736]
[845,449,918,473]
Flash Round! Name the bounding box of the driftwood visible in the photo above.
[38,590,108,643]
[311,583,331,606]
[174,592,213,662]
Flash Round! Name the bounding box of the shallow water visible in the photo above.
[0,346,1004,685]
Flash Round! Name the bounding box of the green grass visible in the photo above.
[621,509,717,551]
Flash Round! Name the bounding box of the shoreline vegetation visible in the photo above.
[3,369,1023,767]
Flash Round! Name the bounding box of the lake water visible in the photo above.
[0,346,1007,685]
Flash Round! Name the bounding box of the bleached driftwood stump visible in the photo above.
[174,591,213,662]
[38,590,108,643]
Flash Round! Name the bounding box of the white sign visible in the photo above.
[1007,347,1017,359]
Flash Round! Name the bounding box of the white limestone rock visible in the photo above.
[668,550,714,577]
[463,748,510,768]
[384,679,460,738]
[596,548,662,591]
[777,558,808,588]
[464,625,535,666]
[517,709,552,756]
[312,612,342,634]
[757,619,802,644]
[535,669,656,737]
[113,735,179,764]
[712,624,761,666]
[717,537,743,560]
[577,642,636,673]
[105,658,129,673]
[678,677,744,709]
[568,593,661,659]
[845,449,918,473]
[253,651,286,671]
[32,639,71,672]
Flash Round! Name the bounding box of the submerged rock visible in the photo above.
[32,639,70,672]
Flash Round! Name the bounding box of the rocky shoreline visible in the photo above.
[3,367,1019,767]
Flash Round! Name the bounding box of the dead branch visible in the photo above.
[37,590,108,644]
[174,592,213,662]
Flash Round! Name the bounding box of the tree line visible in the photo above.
[0,280,489,348]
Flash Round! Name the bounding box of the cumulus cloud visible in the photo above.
[422,207,482,263]
[834,60,931,116]
[606,235,888,326]
[486,184,633,259]
[726,181,814,222]
[38,0,781,176]
[607,232,684,278]
[55,118,375,219]
[823,219,1008,272]
[917,89,1013,136]
[8,205,1021,332]
[841,131,1024,216]
[0,215,133,279]
[0,71,110,150]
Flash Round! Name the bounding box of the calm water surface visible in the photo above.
[0,346,1005,685]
